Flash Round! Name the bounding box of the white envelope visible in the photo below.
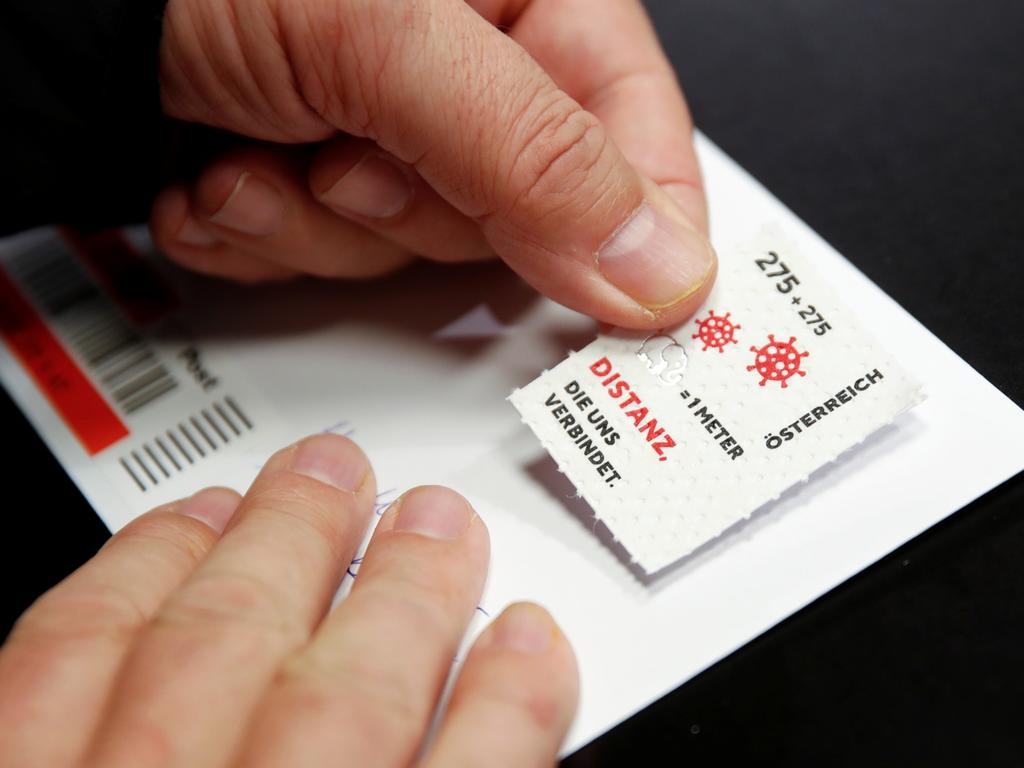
[1,134,1021,754]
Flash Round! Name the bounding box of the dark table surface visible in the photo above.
[3,0,1023,765]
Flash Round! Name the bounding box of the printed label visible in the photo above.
[0,229,280,505]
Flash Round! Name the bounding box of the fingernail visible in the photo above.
[393,486,473,539]
[208,171,285,236]
[597,199,715,309]
[489,603,556,654]
[178,487,240,533]
[290,435,369,492]
[320,155,411,219]
[177,214,219,246]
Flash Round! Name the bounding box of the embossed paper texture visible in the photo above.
[510,226,924,574]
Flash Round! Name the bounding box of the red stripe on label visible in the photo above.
[0,267,129,454]
[61,228,177,326]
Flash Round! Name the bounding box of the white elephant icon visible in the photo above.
[636,334,688,385]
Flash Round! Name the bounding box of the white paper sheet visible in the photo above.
[1,134,1022,754]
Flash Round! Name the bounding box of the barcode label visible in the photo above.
[1,227,282,504]
[119,396,256,492]
[6,239,178,415]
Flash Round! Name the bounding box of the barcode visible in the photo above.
[119,396,255,492]
[7,239,178,415]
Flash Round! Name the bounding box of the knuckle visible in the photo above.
[455,658,565,732]
[12,582,148,646]
[503,92,610,220]
[111,513,215,565]
[369,578,459,642]
[247,472,356,556]
[285,0,405,137]
[282,650,426,745]
[469,680,563,732]
[158,566,302,644]
[286,1,351,122]
[164,0,328,140]
[346,663,425,742]
[408,562,468,619]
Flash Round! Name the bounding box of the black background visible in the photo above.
[3,0,1023,765]
[566,1,1024,764]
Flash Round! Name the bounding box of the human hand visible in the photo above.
[150,0,715,329]
[0,434,578,767]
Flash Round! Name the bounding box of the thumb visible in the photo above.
[162,0,715,327]
[286,0,716,328]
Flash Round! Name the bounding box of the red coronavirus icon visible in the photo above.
[747,334,809,388]
[692,310,741,353]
